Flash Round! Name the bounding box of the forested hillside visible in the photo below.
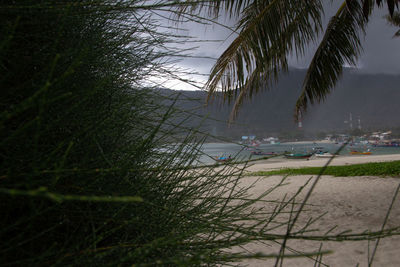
[165,68,400,140]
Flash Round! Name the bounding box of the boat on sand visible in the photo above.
[215,155,233,162]
[314,152,335,158]
[251,150,276,156]
[349,150,372,155]
[284,153,313,159]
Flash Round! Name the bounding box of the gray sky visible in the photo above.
[159,3,400,91]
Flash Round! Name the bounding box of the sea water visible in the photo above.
[197,142,400,165]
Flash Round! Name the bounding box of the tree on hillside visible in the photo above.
[180,0,399,121]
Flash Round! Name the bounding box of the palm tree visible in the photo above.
[386,10,400,36]
[180,0,399,121]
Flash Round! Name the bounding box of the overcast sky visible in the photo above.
[158,3,400,91]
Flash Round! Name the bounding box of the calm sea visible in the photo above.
[198,142,400,165]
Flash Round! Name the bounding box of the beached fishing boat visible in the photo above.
[215,156,233,162]
[251,150,276,156]
[349,150,372,155]
[314,152,335,158]
[284,153,313,159]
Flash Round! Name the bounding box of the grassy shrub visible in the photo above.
[4,1,399,266]
[1,1,170,264]
[0,1,289,265]
[249,161,400,177]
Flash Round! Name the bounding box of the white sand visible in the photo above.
[233,154,400,267]
[245,153,400,173]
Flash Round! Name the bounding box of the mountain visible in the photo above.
[161,68,400,140]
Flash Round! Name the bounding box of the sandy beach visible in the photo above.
[245,153,400,173]
[234,154,400,267]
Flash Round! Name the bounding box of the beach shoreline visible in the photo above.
[279,139,336,145]
[245,153,400,173]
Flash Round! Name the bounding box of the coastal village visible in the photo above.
[240,130,400,146]
[213,130,400,162]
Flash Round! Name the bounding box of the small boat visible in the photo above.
[284,153,313,159]
[349,150,372,155]
[215,156,233,162]
[251,150,276,156]
[314,152,335,158]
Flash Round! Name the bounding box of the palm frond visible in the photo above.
[228,67,263,122]
[180,0,397,122]
[374,0,400,10]
[362,0,374,19]
[387,10,400,25]
[386,11,400,37]
[387,0,396,16]
[176,0,253,18]
[295,0,367,120]
[203,0,323,120]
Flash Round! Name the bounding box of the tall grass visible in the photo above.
[2,1,400,266]
[0,1,297,265]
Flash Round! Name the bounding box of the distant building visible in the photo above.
[369,131,392,142]
[263,137,279,144]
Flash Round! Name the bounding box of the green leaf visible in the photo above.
[295,0,367,119]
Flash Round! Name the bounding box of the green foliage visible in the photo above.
[1,1,330,266]
[0,1,174,265]
[182,0,399,121]
[0,1,261,265]
[2,1,400,266]
[315,131,327,140]
[278,130,305,142]
[296,1,367,117]
[386,11,400,36]
[249,161,400,177]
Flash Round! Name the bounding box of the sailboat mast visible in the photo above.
[349,113,353,130]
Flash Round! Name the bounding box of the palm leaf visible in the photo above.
[203,0,323,121]
[180,0,397,122]
[176,0,253,18]
[227,66,263,122]
[295,0,367,119]
[362,0,374,19]
[386,10,400,25]
[388,0,395,16]
[386,11,400,37]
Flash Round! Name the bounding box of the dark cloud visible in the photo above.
[359,8,400,74]
[165,3,399,90]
